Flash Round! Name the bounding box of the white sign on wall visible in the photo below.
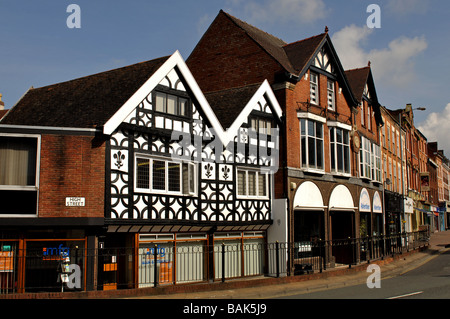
[65,197,85,207]
[359,188,371,212]
[373,191,383,213]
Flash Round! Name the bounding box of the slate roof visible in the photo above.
[1,56,170,128]
[221,11,357,106]
[345,66,383,125]
[223,11,327,78]
[204,83,261,129]
[345,67,371,104]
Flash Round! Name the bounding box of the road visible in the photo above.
[279,250,450,299]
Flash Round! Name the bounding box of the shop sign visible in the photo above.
[404,197,414,214]
[359,188,371,212]
[66,197,85,207]
[373,191,383,213]
[0,251,14,272]
[43,244,70,260]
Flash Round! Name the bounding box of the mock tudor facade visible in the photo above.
[0,51,282,291]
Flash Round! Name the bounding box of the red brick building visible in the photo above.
[188,10,384,267]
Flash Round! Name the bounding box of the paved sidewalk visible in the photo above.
[134,230,450,299]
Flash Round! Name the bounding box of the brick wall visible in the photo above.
[38,134,105,218]
[187,12,283,92]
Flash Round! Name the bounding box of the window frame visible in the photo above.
[299,118,325,172]
[236,168,269,199]
[0,134,41,191]
[327,79,335,111]
[309,72,319,105]
[329,125,351,176]
[359,136,381,183]
[134,154,197,196]
[153,88,190,118]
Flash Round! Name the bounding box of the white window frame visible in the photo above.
[135,155,197,196]
[359,136,382,183]
[250,118,273,136]
[329,124,351,176]
[299,118,325,172]
[310,72,319,105]
[327,80,335,110]
[236,168,269,199]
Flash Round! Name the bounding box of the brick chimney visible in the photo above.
[0,94,4,110]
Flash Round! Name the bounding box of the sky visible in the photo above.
[1,0,449,154]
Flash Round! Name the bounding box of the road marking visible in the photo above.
[387,291,424,299]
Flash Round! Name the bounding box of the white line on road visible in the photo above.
[387,291,424,299]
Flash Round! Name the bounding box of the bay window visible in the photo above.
[300,118,324,171]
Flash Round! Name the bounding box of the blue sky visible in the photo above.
[1,0,449,153]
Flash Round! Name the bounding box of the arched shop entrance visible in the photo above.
[292,181,326,243]
[329,185,357,265]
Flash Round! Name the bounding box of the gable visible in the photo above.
[105,51,282,148]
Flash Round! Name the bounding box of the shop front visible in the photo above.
[135,231,267,287]
[0,230,91,294]
[329,185,357,265]
[384,190,403,235]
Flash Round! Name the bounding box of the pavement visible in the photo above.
[133,230,450,299]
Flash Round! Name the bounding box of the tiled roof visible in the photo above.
[204,83,261,129]
[222,11,296,74]
[1,56,170,128]
[283,34,327,75]
[345,67,371,103]
[0,110,7,120]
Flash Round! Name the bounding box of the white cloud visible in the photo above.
[332,25,427,88]
[417,103,450,156]
[226,0,328,25]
